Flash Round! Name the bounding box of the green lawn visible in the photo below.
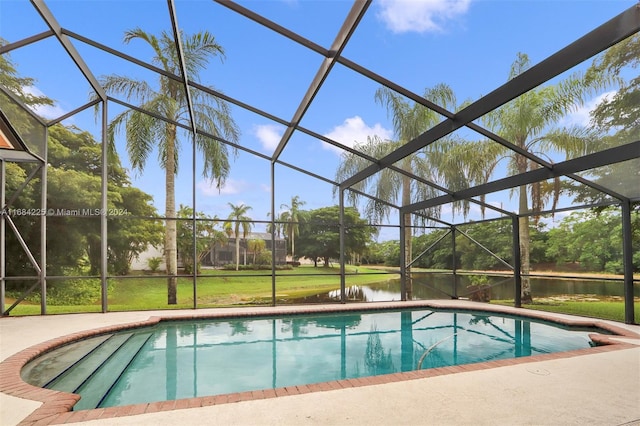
[493,299,640,323]
[6,266,638,324]
[7,265,397,315]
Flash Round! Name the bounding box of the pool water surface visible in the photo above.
[22,308,597,410]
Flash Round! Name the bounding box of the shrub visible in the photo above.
[222,264,293,271]
[8,279,104,306]
[147,256,162,272]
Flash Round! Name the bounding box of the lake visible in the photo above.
[291,273,638,303]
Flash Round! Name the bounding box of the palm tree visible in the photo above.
[247,238,266,265]
[336,84,462,300]
[266,211,283,238]
[224,203,253,271]
[479,53,607,303]
[208,228,228,268]
[280,195,306,260]
[100,28,240,304]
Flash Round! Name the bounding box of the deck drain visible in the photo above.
[526,367,550,376]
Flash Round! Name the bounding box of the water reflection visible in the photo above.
[364,324,395,375]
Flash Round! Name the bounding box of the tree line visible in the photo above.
[364,208,640,275]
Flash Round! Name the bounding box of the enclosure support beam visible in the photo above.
[40,127,48,315]
[406,141,640,214]
[5,163,43,210]
[621,201,635,324]
[407,229,451,268]
[512,215,522,308]
[167,0,200,310]
[339,188,346,303]
[399,212,407,301]
[1,160,5,315]
[452,227,458,299]
[191,134,197,309]
[457,227,514,271]
[258,0,371,161]
[31,0,107,101]
[100,103,108,313]
[5,216,41,275]
[270,163,276,306]
[342,5,640,190]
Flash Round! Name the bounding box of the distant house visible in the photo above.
[130,245,165,271]
[201,232,287,267]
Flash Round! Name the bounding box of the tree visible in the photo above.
[45,125,163,276]
[280,195,305,260]
[411,229,455,270]
[266,211,283,238]
[5,123,163,294]
[336,84,462,299]
[207,226,229,268]
[572,34,640,206]
[365,240,400,266]
[246,238,266,265]
[545,209,640,273]
[479,53,608,303]
[2,50,162,289]
[297,206,374,267]
[223,203,252,271]
[106,186,163,275]
[100,28,240,304]
[176,205,223,274]
[587,34,639,140]
[0,39,54,131]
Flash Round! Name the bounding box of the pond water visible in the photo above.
[292,274,638,303]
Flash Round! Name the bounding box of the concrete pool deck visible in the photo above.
[1,300,639,425]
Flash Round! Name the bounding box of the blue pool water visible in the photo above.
[22,309,597,410]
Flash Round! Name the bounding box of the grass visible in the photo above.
[6,265,638,324]
[493,299,640,323]
[6,265,397,315]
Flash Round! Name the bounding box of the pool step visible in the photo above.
[21,334,111,388]
[72,332,153,411]
[46,333,134,393]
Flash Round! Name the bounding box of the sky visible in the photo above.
[0,0,636,240]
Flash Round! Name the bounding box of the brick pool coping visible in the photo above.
[2,301,639,425]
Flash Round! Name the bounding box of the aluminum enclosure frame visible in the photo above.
[0,1,638,323]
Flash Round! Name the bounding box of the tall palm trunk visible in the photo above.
[516,155,532,303]
[518,188,532,303]
[166,125,178,304]
[402,171,412,300]
[235,236,240,271]
[291,234,295,260]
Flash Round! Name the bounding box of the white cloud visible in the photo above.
[377,0,471,34]
[323,116,392,155]
[22,86,67,120]
[561,91,616,127]
[197,178,247,196]
[253,124,282,152]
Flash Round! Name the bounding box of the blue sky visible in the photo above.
[0,0,635,239]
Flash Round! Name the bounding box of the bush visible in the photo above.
[147,256,163,272]
[255,250,272,266]
[8,278,104,305]
[222,264,293,271]
[604,260,623,275]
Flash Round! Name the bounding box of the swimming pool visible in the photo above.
[21,308,600,410]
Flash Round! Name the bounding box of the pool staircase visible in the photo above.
[21,331,154,411]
